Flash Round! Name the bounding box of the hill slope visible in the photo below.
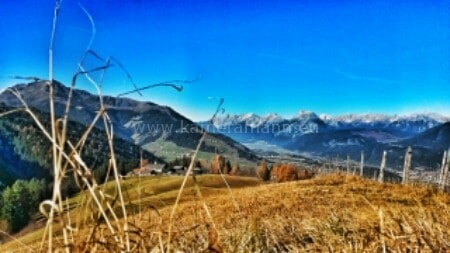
[1,174,448,251]
[0,104,160,192]
[399,122,450,151]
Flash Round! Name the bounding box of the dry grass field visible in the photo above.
[1,2,448,252]
[1,173,449,252]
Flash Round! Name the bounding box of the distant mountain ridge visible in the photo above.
[200,111,448,146]
[399,122,450,152]
[200,111,450,170]
[208,111,449,135]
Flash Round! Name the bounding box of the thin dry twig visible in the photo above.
[0,230,36,252]
[118,82,183,97]
[167,98,224,251]
[0,108,24,118]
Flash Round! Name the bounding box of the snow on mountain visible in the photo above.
[239,113,263,128]
[319,114,396,129]
[213,113,284,129]
[275,111,324,137]
[292,110,320,121]
[320,113,449,131]
[398,113,449,124]
[388,114,446,133]
[331,113,393,123]
[211,111,449,137]
[204,111,449,169]
[212,114,245,128]
[262,113,284,124]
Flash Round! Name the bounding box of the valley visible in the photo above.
[204,112,450,174]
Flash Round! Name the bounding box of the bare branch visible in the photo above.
[210,97,224,123]
[0,108,24,118]
[117,82,183,97]
[109,57,142,96]
[80,49,195,100]
[44,0,62,250]
[78,3,96,52]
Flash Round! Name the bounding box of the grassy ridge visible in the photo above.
[0,175,260,250]
[1,173,449,252]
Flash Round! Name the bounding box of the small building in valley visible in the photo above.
[132,162,165,176]
[170,165,186,175]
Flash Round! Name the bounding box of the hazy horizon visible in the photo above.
[1,0,449,121]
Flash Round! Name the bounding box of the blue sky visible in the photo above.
[0,0,449,121]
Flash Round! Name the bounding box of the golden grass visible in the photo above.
[0,175,259,251]
[1,173,449,252]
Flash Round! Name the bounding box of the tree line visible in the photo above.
[0,178,48,233]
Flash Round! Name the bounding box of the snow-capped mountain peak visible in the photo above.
[262,113,284,124]
[239,113,262,128]
[292,110,320,121]
[400,113,449,123]
[240,112,257,121]
[329,113,392,124]
[210,111,449,135]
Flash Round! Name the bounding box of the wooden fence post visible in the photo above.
[360,151,364,177]
[441,149,449,191]
[346,155,350,174]
[439,150,448,186]
[329,156,332,171]
[336,154,339,172]
[402,147,412,184]
[379,151,387,183]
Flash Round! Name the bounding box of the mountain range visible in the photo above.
[200,111,450,170]
[206,111,448,135]
[0,81,257,188]
[0,80,448,187]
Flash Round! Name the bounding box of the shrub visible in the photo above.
[256,160,270,181]
[1,180,32,232]
[270,163,298,183]
[0,178,47,233]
